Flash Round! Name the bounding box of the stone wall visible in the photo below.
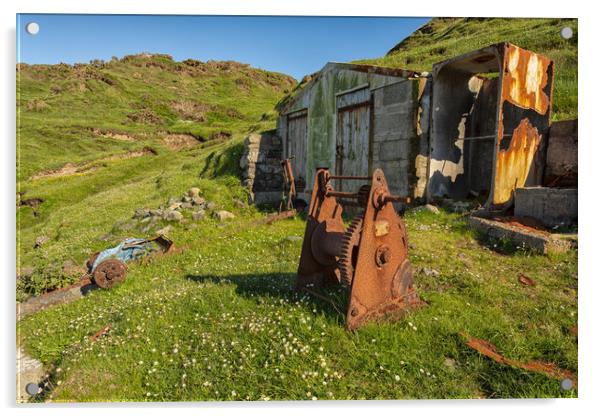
[240,132,283,205]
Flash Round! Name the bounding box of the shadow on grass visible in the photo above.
[185,272,348,323]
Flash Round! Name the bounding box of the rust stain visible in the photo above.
[462,333,577,387]
[493,118,542,205]
[502,44,552,115]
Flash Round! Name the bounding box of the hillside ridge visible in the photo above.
[355,17,577,120]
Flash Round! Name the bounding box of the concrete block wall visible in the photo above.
[514,187,577,228]
[544,119,578,187]
[371,81,419,198]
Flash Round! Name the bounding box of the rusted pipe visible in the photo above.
[325,191,358,199]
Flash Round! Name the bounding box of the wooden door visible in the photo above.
[286,110,308,187]
[336,103,370,193]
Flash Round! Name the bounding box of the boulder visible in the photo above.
[192,196,206,206]
[149,209,163,217]
[192,209,205,221]
[181,202,193,210]
[213,210,235,221]
[188,187,201,198]
[164,210,183,222]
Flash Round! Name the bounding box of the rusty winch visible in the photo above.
[295,168,420,330]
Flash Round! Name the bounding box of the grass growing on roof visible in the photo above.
[355,17,577,121]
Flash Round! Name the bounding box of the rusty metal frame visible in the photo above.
[427,43,554,210]
[295,168,420,330]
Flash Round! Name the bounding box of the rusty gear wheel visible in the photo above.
[93,259,127,289]
[356,185,371,207]
[338,214,364,286]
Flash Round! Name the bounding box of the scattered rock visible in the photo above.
[413,204,440,214]
[188,187,201,198]
[206,202,216,211]
[182,195,192,203]
[156,225,172,236]
[140,216,152,224]
[164,210,183,222]
[192,196,206,206]
[213,210,235,221]
[181,202,193,210]
[133,208,151,218]
[233,199,246,209]
[450,201,471,213]
[192,209,206,221]
[149,209,163,217]
[444,358,457,370]
[34,236,50,248]
[421,267,441,277]
[168,202,182,211]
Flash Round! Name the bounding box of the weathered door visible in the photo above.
[336,89,371,193]
[286,109,308,188]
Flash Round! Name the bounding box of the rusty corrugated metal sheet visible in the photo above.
[492,44,554,206]
[501,44,552,115]
[493,118,543,205]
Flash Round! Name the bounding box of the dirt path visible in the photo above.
[30,148,156,181]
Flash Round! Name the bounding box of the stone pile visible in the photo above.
[115,187,237,236]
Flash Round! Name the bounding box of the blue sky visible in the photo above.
[16,14,429,80]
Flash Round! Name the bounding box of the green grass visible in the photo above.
[355,17,577,121]
[17,167,577,400]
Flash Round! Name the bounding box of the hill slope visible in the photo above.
[356,17,578,121]
[17,53,296,181]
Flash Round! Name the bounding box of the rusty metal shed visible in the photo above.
[277,62,430,202]
[277,43,554,211]
[427,42,554,209]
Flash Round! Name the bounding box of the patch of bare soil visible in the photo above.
[162,133,202,150]
[30,148,156,181]
[126,109,162,124]
[170,100,210,122]
[92,128,137,142]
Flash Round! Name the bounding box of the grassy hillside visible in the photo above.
[356,18,578,121]
[17,53,296,181]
